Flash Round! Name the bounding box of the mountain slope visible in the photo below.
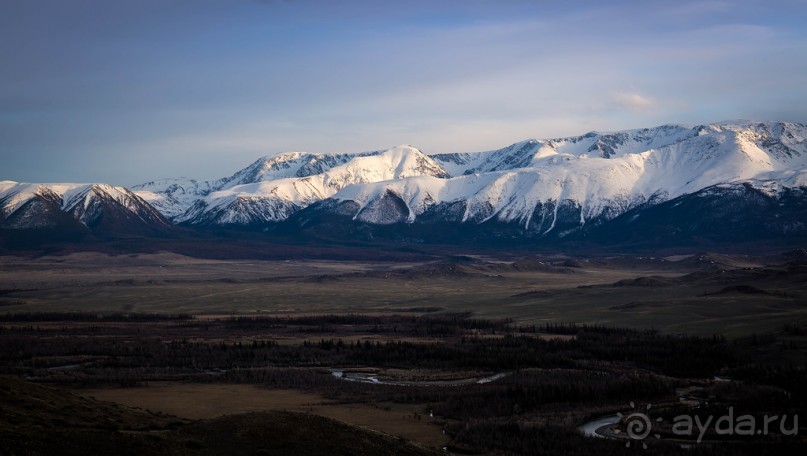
[574,180,807,247]
[283,178,807,247]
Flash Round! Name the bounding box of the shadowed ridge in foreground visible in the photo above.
[0,375,439,456]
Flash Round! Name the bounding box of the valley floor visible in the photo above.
[1,248,806,336]
[1,247,807,454]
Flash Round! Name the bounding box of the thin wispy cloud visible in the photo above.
[654,1,734,17]
[608,92,657,112]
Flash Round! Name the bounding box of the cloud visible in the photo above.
[654,1,733,17]
[608,92,657,112]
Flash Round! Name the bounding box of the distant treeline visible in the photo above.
[223,313,511,335]
[1,322,735,380]
[0,312,193,322]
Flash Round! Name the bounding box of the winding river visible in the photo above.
[577,414,620,439]
[330,369,509,387]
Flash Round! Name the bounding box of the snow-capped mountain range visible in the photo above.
[2,121,807,243]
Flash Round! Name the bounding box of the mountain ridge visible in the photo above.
[2,120,806,246]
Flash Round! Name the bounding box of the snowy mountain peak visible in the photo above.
[0,181,171,233]
[170,145,449,225]
[219,150,385,189]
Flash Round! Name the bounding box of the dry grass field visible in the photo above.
[2,250,806,336]
[78,382,450,449]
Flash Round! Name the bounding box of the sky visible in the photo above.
[2,0,807,186]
